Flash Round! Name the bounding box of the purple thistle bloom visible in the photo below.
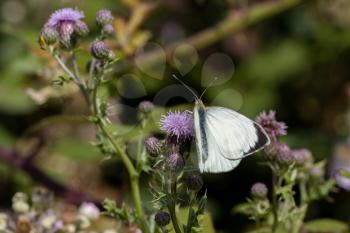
[160,111,194,140]
[47,8,84,28]
[256,110,287,141]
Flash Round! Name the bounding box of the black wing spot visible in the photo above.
[198,107,209,161]
[244,123,270,155]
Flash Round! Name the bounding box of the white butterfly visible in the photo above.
[193,99,270,173]
[173,75,270,173]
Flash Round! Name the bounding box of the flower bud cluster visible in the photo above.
[96,9,115,37]
[40,8,89,49]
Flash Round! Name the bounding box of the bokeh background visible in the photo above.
[0,0,350,232]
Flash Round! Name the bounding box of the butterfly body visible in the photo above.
[193,99,270,173]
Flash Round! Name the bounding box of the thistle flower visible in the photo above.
[145,137,162,156]
[43,8,86,49]
[47,8,84,28]
[186,174,203,191]
[154,211,170,226]
[160,111,194,141]
[256,110,287,141]
[251,182,268,198]
[96,9,114,27]
[91,40,114,60]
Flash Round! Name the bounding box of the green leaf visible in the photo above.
[304,219,348,233]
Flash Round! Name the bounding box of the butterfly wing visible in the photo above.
[194,105,270,173]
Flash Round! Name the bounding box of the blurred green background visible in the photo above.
[0,0,350,232]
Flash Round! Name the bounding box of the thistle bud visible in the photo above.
[186,174,203,191]
[102,24,115,36]
[166,152,184,172]
[145,137,162,156]
[91,40,113,60]
[74,21,89,37]
[251,182,268,198]
[138,101,154,114]
[154,211,170,226]
[41,26,58,45]
[96,9,114,27]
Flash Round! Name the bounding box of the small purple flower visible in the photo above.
[256,110,287,141]
[47,8,84,28]
[160,111,194,140]
[251,182,268,198]
[96,9,114,27]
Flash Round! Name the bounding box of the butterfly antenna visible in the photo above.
[199,77,218,99]
[172,74,199,99]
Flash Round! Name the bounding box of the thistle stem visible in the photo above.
[271,173,279,232]
[168,180,182,233]
[91,79,147,232]
[55,52,147,233]
[54,54,91,105]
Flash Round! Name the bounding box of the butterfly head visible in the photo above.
[194,99,205,111]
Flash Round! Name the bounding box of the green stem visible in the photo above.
[186,191,195,233]
[168,181,182,233]
[271,174,279,232]
[55,53,147,232]
[91,82,147,232]
[54,53,91,105]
